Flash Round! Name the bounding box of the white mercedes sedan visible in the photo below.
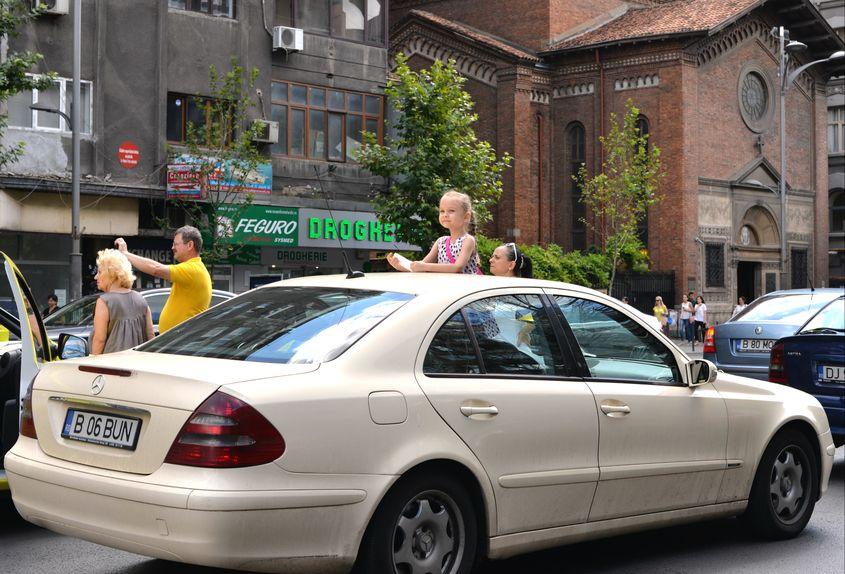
[4,268,837,574]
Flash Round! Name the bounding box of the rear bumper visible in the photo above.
[6,439,394,574]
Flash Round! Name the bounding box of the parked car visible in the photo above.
[42,287,235,340]
[703,288,844,380]
[769,296,844,447]
[3,254,837,574]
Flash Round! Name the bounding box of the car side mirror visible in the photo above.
[57,333,89,359]
[689,359,718,386]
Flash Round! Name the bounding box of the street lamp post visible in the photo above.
[773,25,844,291]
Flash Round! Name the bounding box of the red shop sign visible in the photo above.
[118,141,140,169]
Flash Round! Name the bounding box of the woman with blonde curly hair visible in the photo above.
[91,249,154,354]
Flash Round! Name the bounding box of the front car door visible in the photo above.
[415,289,599,534]
[547,289,728,521]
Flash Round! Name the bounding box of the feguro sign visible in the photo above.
[217,205,299,246]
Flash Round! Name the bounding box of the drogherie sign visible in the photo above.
[299,208,419,251]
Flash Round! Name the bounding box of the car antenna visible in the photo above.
[312,165,364,279]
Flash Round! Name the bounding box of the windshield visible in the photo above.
[138,286,414,364]
[43,295,98,327]
[732,293,839,324]
[799,298,844,334]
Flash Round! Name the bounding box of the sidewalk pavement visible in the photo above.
[673,340,703,360]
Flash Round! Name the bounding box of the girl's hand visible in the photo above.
[386,253,407,272]
[410,261,427,272]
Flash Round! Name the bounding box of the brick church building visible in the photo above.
[390,0,844,322]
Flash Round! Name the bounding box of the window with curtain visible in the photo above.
[287,0,384,45]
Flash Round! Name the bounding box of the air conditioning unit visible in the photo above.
[33,0,69,15]
[252,119,279,144]
[273,26,304,52]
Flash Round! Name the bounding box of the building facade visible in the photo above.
[1,0,398,304]
[814,0,845,287]
[392,0,844,323]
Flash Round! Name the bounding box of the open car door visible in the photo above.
[1,252,54,489]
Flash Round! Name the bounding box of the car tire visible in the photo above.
[356,473,478,574]
[745,429,818,540]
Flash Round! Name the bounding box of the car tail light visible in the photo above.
[165,391,285,468]
[769,341,787,385]
[703,327,716,354]
[20,385,37,439]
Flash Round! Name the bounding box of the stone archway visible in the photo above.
[734,205,781,301]
[737,205,779,248]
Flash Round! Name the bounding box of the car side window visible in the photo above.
[146,294,167,324]
[555,296,680,384]
[423,312,482,375]
[464,294,567,376]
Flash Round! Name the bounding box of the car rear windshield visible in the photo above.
[799,298,844,334]
[137,286,413,364]
[732,293,838,324]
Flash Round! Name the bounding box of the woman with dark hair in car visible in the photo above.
[489,242,533,278]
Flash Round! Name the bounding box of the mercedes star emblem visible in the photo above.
[754,326,763,335]
[91,375,105,395]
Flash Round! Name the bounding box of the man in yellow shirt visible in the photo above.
[114,226,212,333]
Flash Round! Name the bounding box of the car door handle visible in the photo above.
[600,402,631,417]
[460,405,499,417]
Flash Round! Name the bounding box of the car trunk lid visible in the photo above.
[30,351,316,474]
[714,321,797,368]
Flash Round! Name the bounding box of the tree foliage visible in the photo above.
[357,53,511,249]
[164,58,264,275]
[0,1,55,170]
[576,99,663,292]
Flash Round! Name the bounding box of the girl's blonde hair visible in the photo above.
[96,249,136,289]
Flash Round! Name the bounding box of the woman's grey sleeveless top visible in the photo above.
[100,291,150,353]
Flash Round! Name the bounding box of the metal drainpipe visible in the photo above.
[595,48,605,250]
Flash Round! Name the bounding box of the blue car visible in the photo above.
[769,297,844,447]
[703,288,843,380]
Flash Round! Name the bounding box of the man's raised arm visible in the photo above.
[114,238,171,281]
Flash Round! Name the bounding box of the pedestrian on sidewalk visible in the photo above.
[680,291,695,343]
[694,295,708,342]
[90,249,154,355]
[114,225,212,333]
[732,296,747,317]
[653,296,669,335]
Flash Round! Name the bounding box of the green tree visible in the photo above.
[357,53,511,249]
[164,58,265,277]
[0,1,55,169]
[576,100,663,293]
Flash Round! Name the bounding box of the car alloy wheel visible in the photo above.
[746,429,818,539]
[356,473,478,574]
[392,489,465,574]
[768,446,810,525]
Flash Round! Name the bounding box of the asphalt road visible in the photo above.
[1,449,842,574]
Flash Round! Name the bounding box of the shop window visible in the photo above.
[286,0,384,45]
[6,75,93,134]
[169,0,235,18]
[791,249,808,289]
[705,243,724,288]
[567,123,586,251]
[270,81,382,162]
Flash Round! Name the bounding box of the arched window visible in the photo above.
[567,123,586,250]
[635,116,650,248]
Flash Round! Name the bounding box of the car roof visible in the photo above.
[259,272,601,301]
[758,288,844,297]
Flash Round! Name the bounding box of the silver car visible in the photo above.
[703,288,844,380]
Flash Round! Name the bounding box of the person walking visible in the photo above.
[90,249,154,355]
[653,296,669,334]
[41,293,59,318]
[680,291,695,344]
[114,225,212,333]
[733,296,747,317]
[694,295,708,343]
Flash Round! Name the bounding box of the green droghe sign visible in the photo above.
[218,205,299,246]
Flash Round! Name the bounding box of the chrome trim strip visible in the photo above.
[499,467,600,488]
[48,396,147,415]
[599,459,727,480]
